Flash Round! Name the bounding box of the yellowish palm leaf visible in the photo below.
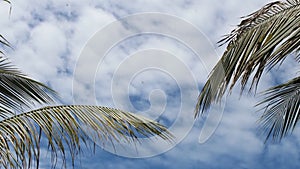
[0,105,172,168]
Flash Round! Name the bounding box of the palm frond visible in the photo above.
[0,105,173,168]
[195,63,226,117]
[0,35,10,49]
[0,56,57,115]
[256,76,300,142]
[0,1,52,116]
[196,0,300,117]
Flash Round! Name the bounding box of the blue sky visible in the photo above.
[1,0,300,168]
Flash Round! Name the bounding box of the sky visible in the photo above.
[1,0,300,168]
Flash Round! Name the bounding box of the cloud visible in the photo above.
[1,0,300,169]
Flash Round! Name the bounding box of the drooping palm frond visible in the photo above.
[257,76,300,142]
[195,0,300,141]
[0,59,174,168]
[0,58,173,168]
[196,0,300,115]
[195,62,226,117]
[0,105,173,168]
[0,56,56,113]
[0,14,56,116]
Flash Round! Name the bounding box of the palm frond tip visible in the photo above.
[256,76,300,142]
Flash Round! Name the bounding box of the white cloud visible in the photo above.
[1,0,300,169]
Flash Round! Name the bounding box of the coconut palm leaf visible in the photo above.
[0,105,173,168]
[0,54,173,168]
[0,56,56,113]
[257,76,300,142]
[196,0,300,140]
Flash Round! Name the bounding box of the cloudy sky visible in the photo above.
[1,0,300,168]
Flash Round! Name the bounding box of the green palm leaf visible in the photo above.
[196,0,300,141]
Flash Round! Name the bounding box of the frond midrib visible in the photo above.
[0,105,118,124]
